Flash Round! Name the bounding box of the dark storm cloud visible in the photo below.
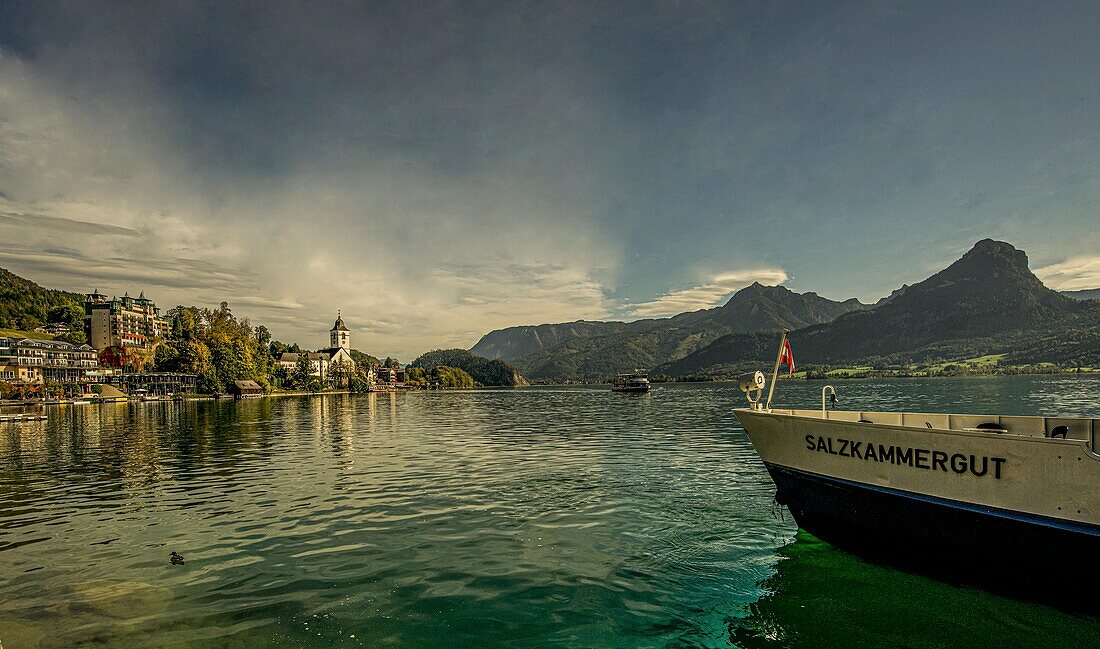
[1,1,1099,356]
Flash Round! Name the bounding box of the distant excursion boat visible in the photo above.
[734,331,1100,586]
[612,372,650,393]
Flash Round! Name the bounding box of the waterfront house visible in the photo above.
[377,366,397,385]
[278,351,332,378]
[0,363,42,383]
[35,323,72,336]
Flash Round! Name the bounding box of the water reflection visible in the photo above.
[0,377,1098,648]
[731,531,1100,648]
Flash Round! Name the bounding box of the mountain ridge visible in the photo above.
[656,239,1095,376]
[473,283,868,380]
[1064,288,1100,301]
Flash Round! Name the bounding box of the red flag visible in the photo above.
[779,339,795,375]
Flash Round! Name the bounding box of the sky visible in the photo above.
[1,1,1099,359]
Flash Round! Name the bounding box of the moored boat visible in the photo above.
[0,412,48,423]
[90,395,128,403]
[612,372,650,393]
[734,333,1100,589]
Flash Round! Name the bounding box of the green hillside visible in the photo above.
[0,268,85,334]
[409,349,529,386]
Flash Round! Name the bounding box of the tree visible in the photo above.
[0,267,85,333]
[328,358,352,388]
[432,366,477,388]
[154,303,273,394]
[17,314,39,331]
[348,363,375,392]
[255,325,272,348]
[409,349,527,386]
[57,329,88,345]
[47,304,84,328]
[100,345,146,372]
[350,349,381,367]
[405,366,427,387]
[290,354,317,391]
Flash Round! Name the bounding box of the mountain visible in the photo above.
[472,320,658,362]
[657,239,1093,376]
[689,282,868,331]
[874,284,910,307]
[409,349,530,386]
[0,268,85,333]
[472,284,866,365]
[1063,288,1100,301]
[472,284,867,381]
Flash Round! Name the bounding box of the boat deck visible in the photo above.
[766,408,1099,448]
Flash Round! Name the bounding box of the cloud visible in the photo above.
[626,269,789,318]
[0,42,621,359]
[3,3,1100,358]
[0,211,140,237]
[1035,256,1100,291]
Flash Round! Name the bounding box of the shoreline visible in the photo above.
[529,366,1100,386]
[4,370,1097,408]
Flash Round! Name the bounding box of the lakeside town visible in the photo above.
[0,286,454,406]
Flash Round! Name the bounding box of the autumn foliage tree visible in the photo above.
[155,303,277,393]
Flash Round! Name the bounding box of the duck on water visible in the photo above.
[733,331,1100,596]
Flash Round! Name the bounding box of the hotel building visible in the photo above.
[84,290,169,350]
[0,337,100,383]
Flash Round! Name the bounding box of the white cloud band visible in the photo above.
[626,269,789,318]
[1036,256,1100,291]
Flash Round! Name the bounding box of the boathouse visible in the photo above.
[231,380,264,399]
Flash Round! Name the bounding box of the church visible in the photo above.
[278,313,357,384]
[322,313,355,367]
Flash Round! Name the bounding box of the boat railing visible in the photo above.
[774,408,1098,449]
[820,385,837,415]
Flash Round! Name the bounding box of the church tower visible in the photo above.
[330,311,350,351]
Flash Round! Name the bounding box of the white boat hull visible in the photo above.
[735,408,1100,586]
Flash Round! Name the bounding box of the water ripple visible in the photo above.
[2,377,1099,647]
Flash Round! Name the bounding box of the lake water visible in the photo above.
[2,376,1099,648]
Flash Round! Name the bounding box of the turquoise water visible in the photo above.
[1,376,1098,647]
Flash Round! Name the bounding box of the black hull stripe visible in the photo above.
[763,462,1100,538]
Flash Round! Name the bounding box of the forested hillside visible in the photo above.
[0,268,85,337]
[409,349,529,386]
